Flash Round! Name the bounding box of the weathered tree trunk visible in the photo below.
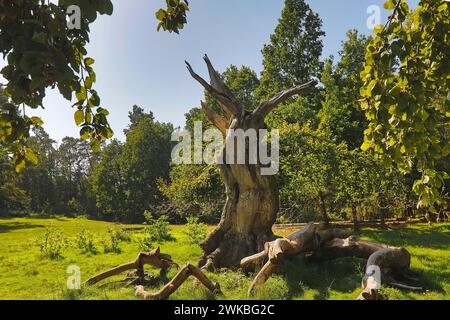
[186,55,317,269]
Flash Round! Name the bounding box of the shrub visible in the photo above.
[36,226,68,259]
[101,227,122,253]
[138,230,154,252]
[76,228,97,254]
[143,212,173,243]
[114,227,132,242]
[183,216,208,245]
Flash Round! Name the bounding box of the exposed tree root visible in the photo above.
[242,223,423,299]
[135,264,221,300]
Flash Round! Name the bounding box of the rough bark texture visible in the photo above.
[186,55,317,269]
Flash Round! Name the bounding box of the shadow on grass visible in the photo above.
[357,224,450,250]
[0,222,45,233]
[280,255,365,300]
[277,224,448,299]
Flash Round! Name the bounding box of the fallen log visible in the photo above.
[85,248,177,285]
[242,223,422,299]
[135,263,221,300]
[313,236,389,260]
[245,223,351,296]
[241,222,316,271]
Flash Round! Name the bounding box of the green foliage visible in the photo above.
[160,164,224,223]
[76,228,97,254]
[1,217,449,300]
[360,0,450,209]
[101,227,122,253]
[183,216,208,245]
[257,0,325,99]
[36,226,68,259]
[138,231,154,252]
[92,106,173,222]
[91,139,124,219]
[318,30,371,150]
[156,0,190,34]
[0,1,114,170]
[116,228,132,242]
[143,212,174,243]
[0,182,31,211]
[278,124,345,223]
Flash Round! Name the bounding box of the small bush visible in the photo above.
[143,212,173,243]
[114,227,132,242]
[76,228,97,254]
[138,230,154,252]
[183,216,208,245]
[101,227,122,253]
[36,226,68,259]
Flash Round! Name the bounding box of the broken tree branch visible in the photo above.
[201,101,229,135]
[242,223,421,300]
[185,59,239,116]
[245,222,318,296]
[85,248,177,286]
[357,247,421,300]
[135,263,221,300]
[253,80,317,119]
[203,54,237,105]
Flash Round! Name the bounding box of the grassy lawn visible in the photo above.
[0,216,448,300]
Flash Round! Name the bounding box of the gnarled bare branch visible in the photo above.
[85,248,177,286]
[253,80,318,119]
[185,59,239,117]
[203,54,237,103]
[201,101,228,135]
[135,263,221,300]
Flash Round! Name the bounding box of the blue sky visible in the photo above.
[2,0,419,142]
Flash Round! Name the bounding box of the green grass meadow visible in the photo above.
[0,216,448,300]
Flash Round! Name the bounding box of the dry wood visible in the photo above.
[135,263,221,300]
[357,247,422,300]
[253,80,317,119]
[85,248,176,285]
[246,223,318,295]
[242,223,421,299]
[201,101,229,135]
[313,236,390,260]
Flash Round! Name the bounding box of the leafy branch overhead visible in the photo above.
[156,0,190,34]
[360,0,450,209]
[0,0,190,172]
[0,0,115,170]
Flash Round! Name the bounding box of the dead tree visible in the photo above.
[186,55,317,269]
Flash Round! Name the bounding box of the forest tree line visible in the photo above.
[1,0,448,224]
